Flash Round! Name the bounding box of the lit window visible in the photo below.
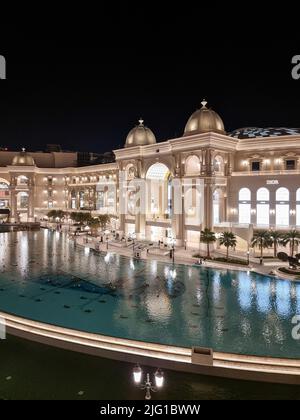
[275,187,289,226]
[276,187,289,202]
[257,188,269,201]
[276,204,289,226]
[296,189,300,226]
[257,204,269,226]
[239,188,251,201]
[256,188,270,226]
[239,204,251,224]
[213,190,220,225]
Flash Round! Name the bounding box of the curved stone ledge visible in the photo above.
[1,310,300,385]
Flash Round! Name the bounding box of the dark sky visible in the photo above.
[1,7,300,153]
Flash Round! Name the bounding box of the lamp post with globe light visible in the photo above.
[132,365,164,400]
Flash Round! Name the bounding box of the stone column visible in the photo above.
[171,177,183,246]
[204,180,213,230]
[10,190,17,222]
[201,149,207,175]
[134,177,146,240]
[207,149,215,176]
[28,188,35,222]
[228,153,233,175]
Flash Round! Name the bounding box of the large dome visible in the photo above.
[125,119,156,148]
[184,100,225,136]
[12,149,35,166]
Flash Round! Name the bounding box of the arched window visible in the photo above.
[276,187,290,226]
[257,188,269,201]
[296,188,300,226]
[185,155,200,175]
[146,163,171,219]
[239,188,251,201]
[238,188,251,224]
[256,188,270,226]
[276,187,289,201]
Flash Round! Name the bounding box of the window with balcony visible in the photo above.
[251,161,261,172]
[285,159,296,170]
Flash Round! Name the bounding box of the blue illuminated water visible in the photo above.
[0,230,300,359]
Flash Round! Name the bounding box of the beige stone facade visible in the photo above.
[0,103,300,250]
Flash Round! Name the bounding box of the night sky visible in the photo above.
[1,9,300,154]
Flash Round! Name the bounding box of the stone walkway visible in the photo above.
[73,234,284,278]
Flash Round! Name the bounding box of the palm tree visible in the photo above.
[219,231,237,261]
[200,228,216,258]
[88,217,101,236]
[251,231,272,262]
[98,214,111,231]
[269,231,283,258]
[281,229,300,257]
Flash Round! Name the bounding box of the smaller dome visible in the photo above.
[184,100,225,136]
[125,119,156,148]
[12,149,35,166]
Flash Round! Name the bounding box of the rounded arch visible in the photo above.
[0,178,9,187]
[257,187,269,201]
[239,188,251,201]
[146,162,171,180]
[124,163,136,180]
[276,187,289,201]
[185,154,200,175]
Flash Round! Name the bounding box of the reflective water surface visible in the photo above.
[0,230,300,358]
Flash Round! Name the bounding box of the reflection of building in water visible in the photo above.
[144,291,172,322]
[1,102,300,251]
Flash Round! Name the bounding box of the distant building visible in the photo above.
[46,144,62,153]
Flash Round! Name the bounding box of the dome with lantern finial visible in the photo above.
[125,119,157,148]
[12,148,35,166]
[183,100,225,136]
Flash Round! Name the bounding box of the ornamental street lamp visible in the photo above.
[132,365,164,400]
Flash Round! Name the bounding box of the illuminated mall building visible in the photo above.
[1,101,300,250]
